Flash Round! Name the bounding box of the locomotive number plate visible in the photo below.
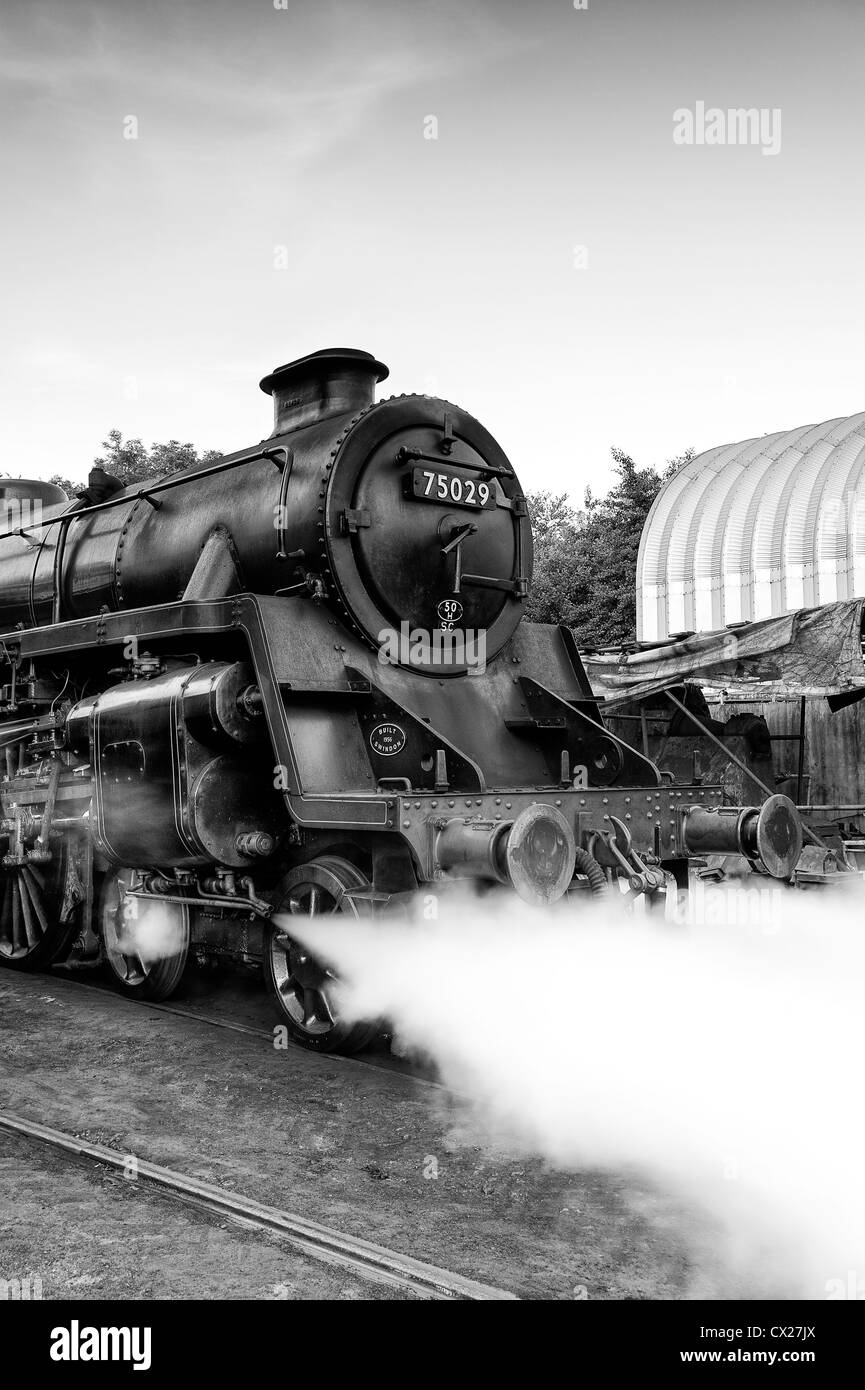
[410,466,495,510]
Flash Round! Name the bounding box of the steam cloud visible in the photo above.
[283,883,865,1298]
[116,901,184,964]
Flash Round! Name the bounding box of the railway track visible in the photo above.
[1,969,501,1296]
[0,1108,517,1301]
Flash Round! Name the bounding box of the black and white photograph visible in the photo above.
[0,0,863,1361]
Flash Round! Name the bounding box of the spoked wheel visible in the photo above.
[265,855,381,1054]
[100,868,190,1002]
[0,852,82,972]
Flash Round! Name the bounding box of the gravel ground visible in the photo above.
[0,1129,405,1300]
[0,964,780,1300]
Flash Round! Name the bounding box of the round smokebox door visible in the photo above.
[325,397,532,674]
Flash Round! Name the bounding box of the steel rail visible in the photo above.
[0,1108,516,1301]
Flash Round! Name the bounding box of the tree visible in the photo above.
[575,448,668,647]
[523,491,587,626]
[47,472,81,497]
[49,430,222,498]
[525,445,695,647]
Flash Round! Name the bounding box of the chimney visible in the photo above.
[259,348,389,437]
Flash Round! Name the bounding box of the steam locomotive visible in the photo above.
[0,349,804,1051]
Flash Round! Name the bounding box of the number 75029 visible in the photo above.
[412,467,493,509]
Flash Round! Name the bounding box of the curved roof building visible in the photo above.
[636,412,865,641]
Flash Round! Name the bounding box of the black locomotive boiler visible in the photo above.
[0,350,803,1051]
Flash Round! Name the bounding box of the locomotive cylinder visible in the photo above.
[65,662,282,870]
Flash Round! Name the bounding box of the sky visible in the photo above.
[1,0,864,497]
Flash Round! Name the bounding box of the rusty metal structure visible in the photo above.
[0,349,806,1052]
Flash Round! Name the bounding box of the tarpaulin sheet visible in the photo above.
[582,599,865,707]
